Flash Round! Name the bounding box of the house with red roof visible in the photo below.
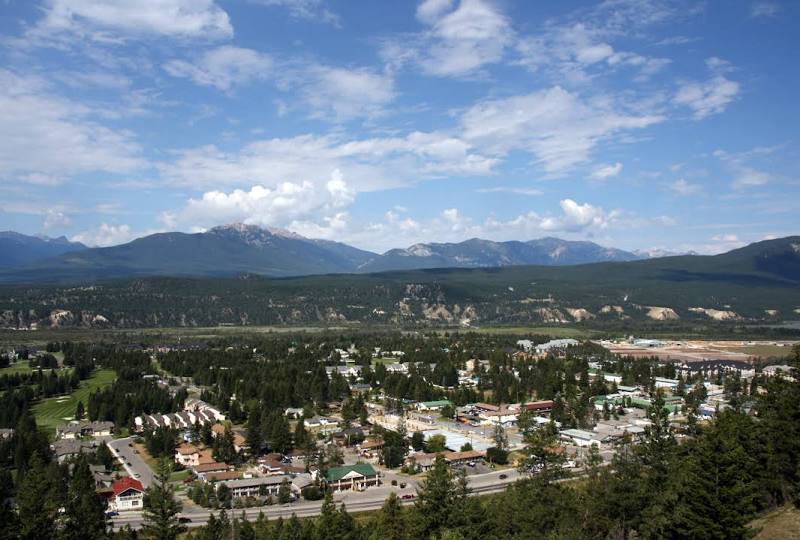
[109,477,145,511]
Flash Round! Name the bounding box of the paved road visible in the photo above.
[108,437,156,488]
[111,467,523,530]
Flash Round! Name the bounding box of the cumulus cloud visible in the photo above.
[539,199,619,232]
[28,0,233,42]
[164,46,272,91]
[163,169,355,230]
[43,210,71,230]
[72,223,133,247]
[460,87,662,175]
[383,0,513,77]
[0,69,143,183]
[712,233,739,242]
[590,162,623,180]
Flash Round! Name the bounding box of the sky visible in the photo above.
[0,0,798,255]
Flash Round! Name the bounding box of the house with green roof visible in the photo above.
[325,463,380,492]
[416,400,452,412]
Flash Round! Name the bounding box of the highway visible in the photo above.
[111,467,523,530]
[108,437,156,488]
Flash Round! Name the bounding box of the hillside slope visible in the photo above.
[0,236,797,329]
[0,232,86,269]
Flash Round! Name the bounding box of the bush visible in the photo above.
[486,446,509,465]
[302,485,324,501]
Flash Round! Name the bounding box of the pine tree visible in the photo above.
[412,455,456,537]
[17,453,60,540]
[62,454,109,540]
[371,492,406,540]
[142,459,186,540]
[75,400,85,421]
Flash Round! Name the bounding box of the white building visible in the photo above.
[109,478,144,511]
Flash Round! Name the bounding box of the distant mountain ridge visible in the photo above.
[0,235,797,329]
[0,223,658,283]
[0,231,86,269]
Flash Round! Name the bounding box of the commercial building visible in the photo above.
[325,464,380,492]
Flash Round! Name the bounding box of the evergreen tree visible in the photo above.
[17,453,60,540]
[245,404,263,455]
[75,400,85,421]
[142,459,186,540]
[371,492,406,540]
[412,455,456,537]
[62,454,109,540]
[667,412,759,540]
[277,478,292,504]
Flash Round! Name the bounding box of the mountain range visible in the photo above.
[0,232,86,269]
[0,223,644,283]
[0,235,797,329]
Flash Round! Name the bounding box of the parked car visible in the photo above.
[401,494,415,500]
[399,482,407,488]
[499,474,508,480]
[178,517,192,524]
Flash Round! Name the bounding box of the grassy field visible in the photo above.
[711,343,797,359]
[31,368,117,433]
[751,505,800,539]
[0,359,33,375]
[445,326,597,338]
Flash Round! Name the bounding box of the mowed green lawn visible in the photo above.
[32,369,117,433]
[0,360,34,375]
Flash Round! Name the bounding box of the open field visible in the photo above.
[751,505,800,539]
[0,359,33,375]
[448,326,598,338]
[31,368,117,433]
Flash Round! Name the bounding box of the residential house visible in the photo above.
[109,477,144,512]
[56,420,114,440]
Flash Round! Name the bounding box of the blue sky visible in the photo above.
[0,0,797,254]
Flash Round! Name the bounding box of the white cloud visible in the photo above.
[714,149,772,189]
[416,0,455,24]
[384,0,513,77]
[459,87,662,175]
[515,22,670,84]
[539,199,618,232]
[751,1,780,18]
[296,65,395,120]
[159,131,496,193]
[712,233,739,242]
[164,46,272,91]
[29,0,233,42]
[43,210,71,230]
[590,162,623,179]
[475,186,543,196]
[668,178,702,196]
[164,170,355,230]
[0,69,143,183]
[674,59,740,119]
[72,223,133,247]
[250,0,340,25]
[164,45,272,92]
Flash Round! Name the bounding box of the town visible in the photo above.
[1,331,797,538]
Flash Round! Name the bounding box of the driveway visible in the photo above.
[108,437,156,488]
